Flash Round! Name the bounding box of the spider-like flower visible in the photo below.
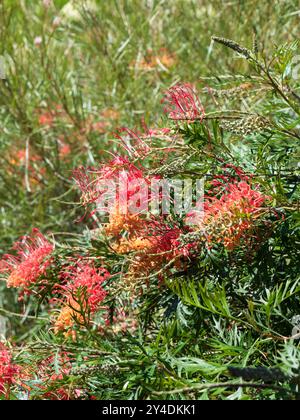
[105,214,193,291]
[23,352,75,400]
[65,263,109,313]
[54,263,110,338]
[190,181,270,250]
[0,229,53,290]
[0,343,20,397]
[73,156,153,216]
[163,83,205,121]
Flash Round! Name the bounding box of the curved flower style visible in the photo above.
[115,127,151,158]
[0,229,53,290]
[163,83,205,121]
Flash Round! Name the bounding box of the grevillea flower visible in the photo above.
[105,212,147,238]
[59,142,71,159]
[65,263,109,313]
[132,48,176,70]
[54,263,109,338]
[72,166,100,207]
[0,343,20,397]
[54,300,81,341]
[73,156,153,216]
[24,352,76,400]
[163,83,205,121]
[104,214,193,291]
[101,108,120,120]
[189,181,270,250]
[0,229,53,291]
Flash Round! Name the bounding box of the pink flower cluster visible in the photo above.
[163,83,205,121]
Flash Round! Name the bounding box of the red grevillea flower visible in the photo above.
[65,263,109,313]
[0,343,20,397]
[163,83,205,121]
[72,166,100,207]
[205,181,268,218]
[189,181,270,250]
[0,229,53,290]
[106,214,194,284]
[99,156,144,181]
[73,156,143,206]
[73,156,154,216]
[54,263,110,338]
[24,352,78,400]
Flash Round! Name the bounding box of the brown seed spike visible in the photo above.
[212,36,252,59]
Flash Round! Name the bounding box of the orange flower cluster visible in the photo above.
[105,211,191,290]
[53,300,82,340]
[0,229,111,340]
[133,48,176,70]
[71,117,272,290]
